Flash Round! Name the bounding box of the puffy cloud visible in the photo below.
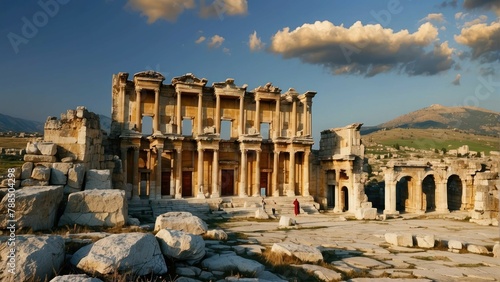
[208,35,225,48]
[454,21,500,61]
[420,13,446,23]
[452,73,461,85]
[127,0,196,23]
[199,0,247,18]
[248,31,265,51]
[463,15,488,27]
[269,21,455,77]
[195,36,206,44]
[463,0,500,16]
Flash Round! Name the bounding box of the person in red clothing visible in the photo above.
[293,198,300,216]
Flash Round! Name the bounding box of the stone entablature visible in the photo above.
[110,71,316,200]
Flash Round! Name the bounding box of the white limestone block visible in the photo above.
[271,243,323,263]
[155,229,206,264]
[415,234,435,248]
[0,236,65,282]
[37,142,57,156]
[84,169,111,190]
[154,212,208,235]
[31,166,51,181]
[71,233,167,276]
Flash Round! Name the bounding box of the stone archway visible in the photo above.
[396,176,411,213]
[447,175,462,211]
[341,186,349,212]
[422,175,436,212]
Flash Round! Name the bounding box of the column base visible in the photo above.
[175,193,182,199]
[286,190,296,197]
[383,210,400,215]
[333,207,343,213]
[210,192,220,198]
[197,185,206,199]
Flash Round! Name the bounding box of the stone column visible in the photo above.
[170,158,175,196]
[414,176,423,213]
[120,85,126,127]
[211,149,220,198]
[272,151,279,196]
[239,149,247,197]
[383,180,398,214]
[132,147,140,201]
[302,150,310,196]
[333,169,342,213]
[123,87,130,130]
[275,99,281,138]
[303,101,308,136]
[155,146,163,200]
[197,147,205,198]
[175,147,182,199]
[154,89,160,133]
[435,180,449,212]
[239,95,244,135]
[176,92,182,135]
[215,94,221,134]
[197,93,203,135]
[254,150,261,196]
[255,98,260,133]
[291,98,297,137]
[135,89,141,131]
[120,147,128,185]
[287,151,296,196]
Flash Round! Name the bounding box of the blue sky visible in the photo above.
[1,0,499,144]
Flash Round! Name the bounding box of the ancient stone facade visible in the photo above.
[383,159,499,220]
[109,71,316,200]
[313,123,371,212]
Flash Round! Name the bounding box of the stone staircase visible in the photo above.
[128,199,154,223]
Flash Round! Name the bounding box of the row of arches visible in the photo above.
[396,174,463,213]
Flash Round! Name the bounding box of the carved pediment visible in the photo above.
[133,71,165,81]
[254,82,281,94]
[171,73,207,87]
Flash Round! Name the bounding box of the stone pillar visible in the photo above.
[303,101,308,136]
[176,92,182,135]
[135,89,141,131]
[154,89,160,133]
[197,93,203,135]
[239,96,245,135]
[291,98,297,137]
[333,169,342,213]
[170,158,175,196]
[132,147,140,201]
[197,147,205,198]
[383,180,398,214]
[123,87,130,130]
[239,149,247,197]
[254,150,261,196]
[255,98,260,133]
[211,149,220,198]
[275,99,281,138]
[215,94,221,134]
[155,146,163,200]
[287,151,296,196]
[272,151,279,196]
[120,85,126,127]
[302,150,310,196]
[435,180,449,212]
[120,147,128,185]
[308,101,313,136]
[175,147,182,199]
[414,176,423,213]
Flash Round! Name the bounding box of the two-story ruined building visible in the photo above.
[109,71,316,200]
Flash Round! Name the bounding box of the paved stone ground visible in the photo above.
[218,211,500,281]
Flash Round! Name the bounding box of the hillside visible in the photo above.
[361,104,500,136]
[0,113,44,133]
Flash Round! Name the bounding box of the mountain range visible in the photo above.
[361,104,500,136]
[1,104,499,136]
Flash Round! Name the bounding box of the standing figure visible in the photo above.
[293,198,300,216]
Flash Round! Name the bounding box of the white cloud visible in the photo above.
[127,0,196,23]
[420,13,445,23]
[208,35,225,48]
[269,21,455,76]
[452,73,461,85]
[463,0,500,16]
[199,0,248,18]
[463,15,488,27]
[455,12,466,20]
[248,31,265,51]
[195,36,206,44]
[455,21,500,61]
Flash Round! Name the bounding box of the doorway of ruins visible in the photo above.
[182,171,192,197]
[447,175,463,211]
[161,171,171,196]
[327,185,335,208]
[140,171,150,198]
[260,172,269,196]
[341,186,349,211]
[221,169,234,196]
[422,175,436,212]
[396,176,411,212]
